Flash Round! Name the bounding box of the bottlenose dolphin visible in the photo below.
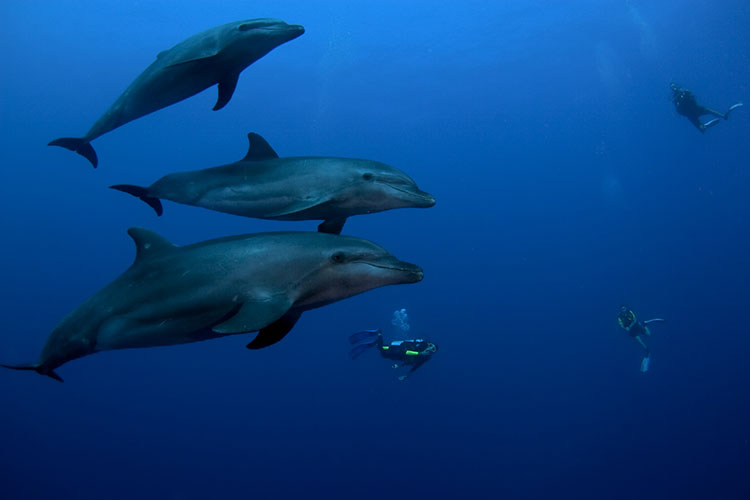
[111,133,436,234]
[48,18,305,168]
[1,229,422,382]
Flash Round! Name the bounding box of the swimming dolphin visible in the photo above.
[48,18,305,168]
[110,133,436,234]
[1,229,422,382]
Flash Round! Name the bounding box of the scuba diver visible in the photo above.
[348,329,438,381]
[617,305,665,372]
[670,82,743,133]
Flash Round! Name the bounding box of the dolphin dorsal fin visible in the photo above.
[127,228,176,264]
[242,133,279,162]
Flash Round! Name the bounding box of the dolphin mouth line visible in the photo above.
[358,261,420,274]
[380,182,434,203]
[260,25,305,36]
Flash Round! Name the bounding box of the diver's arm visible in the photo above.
[393,357,427,380]
[702,107,727,119]
[400,358,427,380]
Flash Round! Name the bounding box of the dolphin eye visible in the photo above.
[362,173,374,181]
[331,252,346,264]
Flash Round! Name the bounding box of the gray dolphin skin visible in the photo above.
[0,229,423,382]
[110,133,436,234]
[48,18,305,168]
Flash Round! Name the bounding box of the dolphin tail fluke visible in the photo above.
[1,363,64,382]
[48,137,98,168]
[109,184,164,216]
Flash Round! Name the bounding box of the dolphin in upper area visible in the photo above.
[1,229,423,382]
[110,133,436,234]
[48,18,305,168]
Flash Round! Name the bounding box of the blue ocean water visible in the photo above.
[1,0,749,498]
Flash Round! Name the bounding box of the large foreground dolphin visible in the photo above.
[111,133,436,234]
[48,18,305,168]
[1,229,422,382]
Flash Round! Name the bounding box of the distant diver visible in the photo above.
[617,305,664,372]
[670,82,742,133]
[348,329,437,381]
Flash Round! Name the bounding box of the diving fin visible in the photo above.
[213,74,239,111]
[727,102,743,118]
[1,362,64,382]
[48,137,98,168]
[640,355,650,373]
[348,330,382,359]
[703,118,721,130]
[348,329,381,345]
[643,318,665,325]
[348,344,375,360]
[246,311,302,349]
[110,184,164,216]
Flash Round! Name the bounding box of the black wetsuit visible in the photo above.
[672,87,725,132]
[618,309,647,337]
[377,337,434,375]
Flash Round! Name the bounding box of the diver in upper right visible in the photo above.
[670,82,743,133]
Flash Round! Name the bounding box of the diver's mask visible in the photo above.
[423,343,438,355]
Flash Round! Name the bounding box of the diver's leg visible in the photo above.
[687,115,706,132]
[636,336,649,352]
[699,105,726,119]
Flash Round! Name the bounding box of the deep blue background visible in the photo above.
[1,1,749,498]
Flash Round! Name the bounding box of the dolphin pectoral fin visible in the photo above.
[213,74,239,111]
[265,199,325,218]
[246,311,302,350]
[48,137,98,168]
[318,217,347,235]
[163,46,221,68]
[242,133,279,161]
[212,296,293,335]
[1,363,64,382]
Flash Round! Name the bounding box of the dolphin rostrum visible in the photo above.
[48,19,305,168]
[110,133,436,234]
[1,229,423,382]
